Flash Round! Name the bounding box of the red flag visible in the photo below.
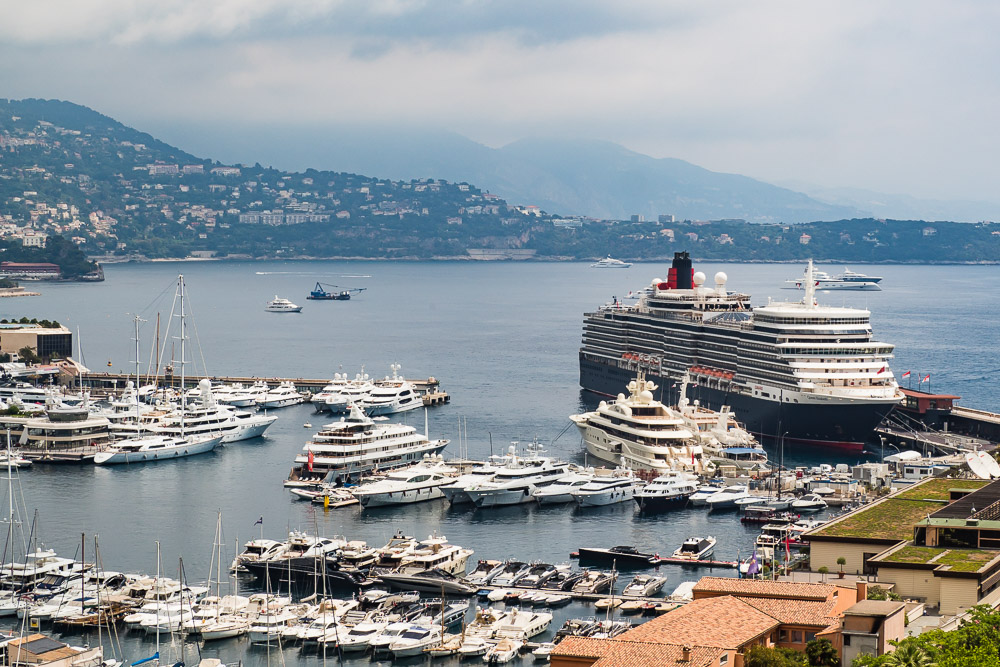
[921,374,930,383]
[307,449,315,472]
[901,371,911,379]
[877,366,886,374]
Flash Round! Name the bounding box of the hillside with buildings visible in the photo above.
[2,98,1000,263]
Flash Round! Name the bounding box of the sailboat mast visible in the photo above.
[133,315,144,436]
[178,276,186,435]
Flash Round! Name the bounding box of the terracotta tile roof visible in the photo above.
[553,637,724,667]
[736,596,839,628]
[692,576,846,601]
[619,596,778,648]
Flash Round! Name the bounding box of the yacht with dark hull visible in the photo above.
[579,252,902,450]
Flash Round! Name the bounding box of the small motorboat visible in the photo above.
[623,574,667,597]
[483,637,523,663]
[671,536,716,561]
[791,493,828,513]
[594,598,622,611]
[532,642,556,662]
[620,600,646,615]
[265,296,303,313]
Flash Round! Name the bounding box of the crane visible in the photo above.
[307,282,367,301]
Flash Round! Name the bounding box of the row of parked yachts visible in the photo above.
[307,366,429,416]
[0,530,644,664]
[287,446,834,516]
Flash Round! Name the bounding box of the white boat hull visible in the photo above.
[357,485,446,508]
[468,487,535,507]
[575,486,636,507]
[94,437,220,465]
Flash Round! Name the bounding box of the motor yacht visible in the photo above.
[591,256,632,268]
[671,536,716,561]
[632,471,698,511]
[338,619,389,652]
[513,563,560,588]
[93,433,221,465]
[351,456,457,508]
[440,456,510,504]
[572,469,640,507]
[704,485,751,510]
[258,381,306,409]
[465,559,504,586]
[532,469,595,504]
[490,561,531,588]
[265,296,302,313]
[464,443,570,508]
[362,365,423,416]
[688,484,722,506]
[791,493,828,513]
[393,533,474,576]
[571,570,615,595]
[623,574,667,597]
[290,404,448,484]
[570,374,704,474]
[389,624,443,658]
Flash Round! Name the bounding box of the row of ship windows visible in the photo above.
[754,316,869,325]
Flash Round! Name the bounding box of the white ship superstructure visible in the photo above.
[291,405,448,483]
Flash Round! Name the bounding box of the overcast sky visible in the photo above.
[2,1,998,201]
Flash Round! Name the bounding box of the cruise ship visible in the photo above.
[290,405,448,484]
[579,252,902,449]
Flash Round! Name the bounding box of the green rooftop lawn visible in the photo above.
[893,478,991,502]
[935,549,1000,573]
[813,498,942,540]
[887,546,947,564]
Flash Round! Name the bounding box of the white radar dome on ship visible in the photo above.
[639,390,654,402]
[715,271,728,285]
[199,378,211,390]
[693,271,706,286]
[617,393,626,401]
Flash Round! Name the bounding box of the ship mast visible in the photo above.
[803,259,817,309]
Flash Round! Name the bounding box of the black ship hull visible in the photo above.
[243,558,365,593]
[580,355,895,450]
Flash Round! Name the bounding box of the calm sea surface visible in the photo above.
[1,260,997,665]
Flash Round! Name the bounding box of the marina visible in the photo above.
[0,260,997,667]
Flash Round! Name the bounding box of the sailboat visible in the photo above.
[95,304,221,465]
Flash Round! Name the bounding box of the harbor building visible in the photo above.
[0,323,72,360]
[806,476,1000,614]
[552,578,864,667]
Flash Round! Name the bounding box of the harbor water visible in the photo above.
[0,260,997,664]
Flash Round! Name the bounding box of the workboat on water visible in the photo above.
[579,253,902,449]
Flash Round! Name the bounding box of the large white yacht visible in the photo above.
[290,404,448,483]
[351,456,457,508]
[362,365,423,416]
[440,456,511,504]
[258,381,306,409]
[142,381,277,443]
[632,471,698,511]
[94,433,221,465]
[572,469,641,507]
[265,296,303,312]
[570,374,705,474]
[464,444,571,508]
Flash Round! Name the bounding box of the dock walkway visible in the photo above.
[83,373,440,394]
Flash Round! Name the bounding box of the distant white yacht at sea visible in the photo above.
[783,266,882,291]
[265,296,303,312]
[591,256,632,268]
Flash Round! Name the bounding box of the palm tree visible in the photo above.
[883,643,935,667]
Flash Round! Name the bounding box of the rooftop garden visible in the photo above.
[893,478,991,502]
[812,498,944,541]
[877,545,1000,573]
